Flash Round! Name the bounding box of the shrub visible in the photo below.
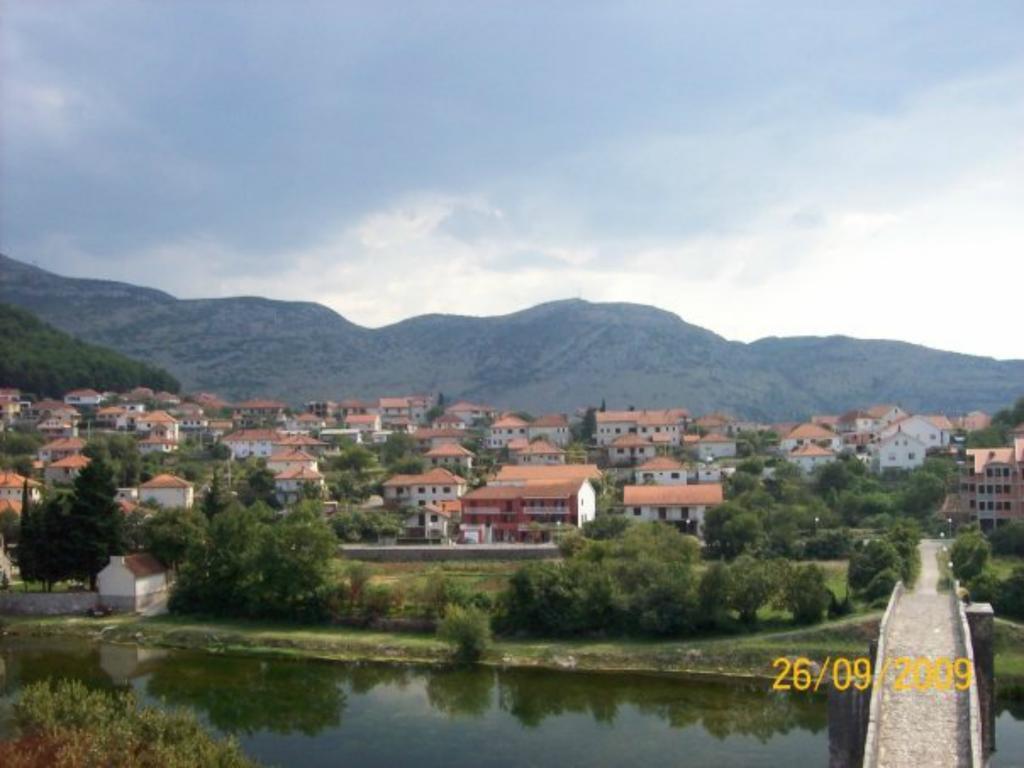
[802,529,852,560]
[996,567,1024,620]
[698,561,733,628]
[966,569,1000,604]
[438,605,492,662]
[827,588,853,619]
[848,539,901,593]
[990,521,1024,557]
[864,567,899,602]
[361,584,403,621]
[1,679,253,768]
[727,555,776,625]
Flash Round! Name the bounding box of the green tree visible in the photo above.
[950,529,990,582]
[201,468,234,519]
[728,555,775,624]
[780,563,830,624]
[848,539,902,593]
[438,605,492,662]
[143,507,208,570]
[704,503,762,559]
[698,561,733,627]
[67,457,124,589]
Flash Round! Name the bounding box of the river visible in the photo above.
[0,637,1021,766]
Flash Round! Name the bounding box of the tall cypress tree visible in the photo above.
[202,468,232,519]
[67,458,124,590]
[17,480,39,588]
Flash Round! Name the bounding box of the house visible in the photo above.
[621,483,723,535]
[37,418,78,439]
[786,444,837,473]
[221,429,281,459]
[607,435,658,466]
[273,433,329,456]
[872,432,927,472]
[403,501,458,542]
[64,388,106,407]
[864,404,908,428]
[135,411,180,443]
[266,449,319,474]
[424,442,475,471]
[460,478,596,544]
[274,466,326,504]
[284,412,327,433]
[527,414,571,447]
[192,392,230,411]
[95,406,132,431]
[97,554,168,612]
[138,436,179,455]
[958,411,991,432]
[779,423,844,453]
[377,396,433,425]
[125,387,155,402]
[173,405,209,432]
[44,454,91,484]
[879,414,951,450]
[431,412,467,430]
[596,409,686,447]
[412,428,466,450]
[154,391,181,406]
[696,433,737,461]
[0,396,21,424]
[634,456,688,485]
[960,439,1024,530]
[444,401,498,425]
[812,415,841,430]
[837,410,878,435]
[305,400,338,419]
[139,474,194,509]
[38,437,85,464]
[487,415,530,449]
[233,399,287,426]
[492,464,603,485]
[511,439,566,465]
[337,399,375,418]
[344,413,382,433]
[0,471,42,511]
[26,399,79,423]
[382,468,467,508]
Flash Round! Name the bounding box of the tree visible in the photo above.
[67,457,124,589]
[996,567,1024,620]
[238,466,278,508]
[201,468,233,519]
[780,564,830,624]
[582,513,631,540]
[143,507,208,570]
[848,539,902,593]
[704,503,762,559]
[728,556,775,624]
[990,521,1024,556]
[16,480,41,584]
[950,529,990,583]
[580,407,597,444]
[698,561,733,627]
[0,508,18,552]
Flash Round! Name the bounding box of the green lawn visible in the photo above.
[989,556,1024,579]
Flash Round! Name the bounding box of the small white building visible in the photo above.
[511,439,566,465]
[787,443,837,473]
[64,388,106,407]
[779,423,844,454]
[139,473,195,509]
[274,466,325,504]
[880,415,951,450]
[487,415,530,449]
[44,454,91,484]
[97,554,168,613]
[621,483,724,535]
[382,467,467,507]
[696,433,737,461]
[607,435,658,466]
[872,432,927,472]
[634,456,688,485]
[526,414,571,447]
[221,429,281,459]
[424,443,475,471]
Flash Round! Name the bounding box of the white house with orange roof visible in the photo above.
[44,454,91,484]
[527,414,571,447]
[511,439,566,465]
[607,435,658,466]
[267,449,319,474]
[139,474,194,509]
[138,436,179,455]
[274,466,325,504]
[872,432,927,472]
[221,429,281,459]
[445,401,498,425]
[880,414,952,449]
[431,412,467,430]
[621,483,723,534]
[864,404,908,429]
[135,411,180,443]
[696,433,737,461]
[492,464,603,486]
[634,456,688,485]
[957,411,991,432]
[283,412,326,433]
[424,442,474,471]
[786,443,836,473]
[596,409,686,447]
[233,399,287,425]
[487,414,530,449]
[382,468,467,508]
[0,470,42,512]
[780,423,843,454]
[344,412,382,433]
[38,437,85,464]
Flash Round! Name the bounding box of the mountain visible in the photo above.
[0,301,179,397]
[1,253,1021,419]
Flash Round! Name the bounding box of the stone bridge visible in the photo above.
[830,540,995,768]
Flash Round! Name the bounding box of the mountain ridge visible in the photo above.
[1,253,1020,419]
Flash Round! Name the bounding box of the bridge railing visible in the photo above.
[862,580,904,768]
[952,580,985,768]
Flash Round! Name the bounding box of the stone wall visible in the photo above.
[341,543,562,562]
[0,591,99,616]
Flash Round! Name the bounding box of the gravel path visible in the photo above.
[874,540,970,767]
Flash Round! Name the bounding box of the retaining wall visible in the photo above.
[341,544,562,562]
[0,591,99,616]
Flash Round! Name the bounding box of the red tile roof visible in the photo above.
[623,484,723,506]
[383,468,466,487]
[140,473,192,489]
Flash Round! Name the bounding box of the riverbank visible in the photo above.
[5,611,1024,695]
[1,611,883,683]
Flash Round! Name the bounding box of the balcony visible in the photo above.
[523,506,569,515]
[464,506,503,515]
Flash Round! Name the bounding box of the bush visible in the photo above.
[966,570,1000,604]
[996,567,1024,620]
[1,679,253,768]
[848,539,901,593]
[361,584,403,621]
[698,561,733,628]
[437,605,492,662]
[990,521,1024,557]
[828,588,853,619]
[802,529,852,560]
[864,567,899,602]
[728,555,776,625]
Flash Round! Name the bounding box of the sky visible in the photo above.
[3,1,1023,358]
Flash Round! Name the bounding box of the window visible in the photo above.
[430,514,438,522]
[671,472,679,479]
[443,486,451,493]
[633,508,642,516]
